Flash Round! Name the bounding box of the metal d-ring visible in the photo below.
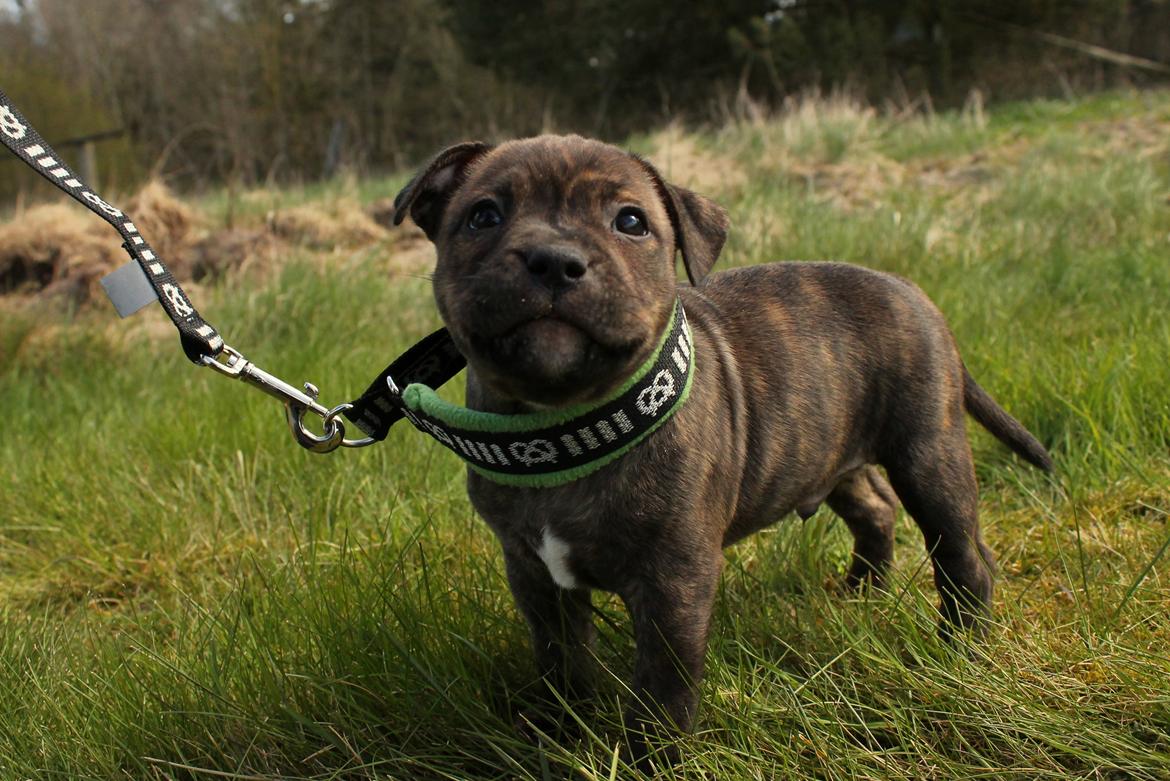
[324,403,376,449]
[284,399,375,453]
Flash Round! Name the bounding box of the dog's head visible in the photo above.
[393,134,728,407]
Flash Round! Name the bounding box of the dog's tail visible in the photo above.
[963,367,1054,471]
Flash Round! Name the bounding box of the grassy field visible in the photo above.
[1,90,1169,779]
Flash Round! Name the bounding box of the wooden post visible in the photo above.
[1,129,122,199]
[80,140,98,191]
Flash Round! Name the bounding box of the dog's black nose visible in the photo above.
[524,248,588,292]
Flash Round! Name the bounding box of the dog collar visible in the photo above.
[344,301,694,487]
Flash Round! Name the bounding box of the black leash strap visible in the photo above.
[0,83,454,453]
[343,327,467,440]
[0,88,222,362]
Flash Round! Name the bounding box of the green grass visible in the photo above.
[2,90,1170,779]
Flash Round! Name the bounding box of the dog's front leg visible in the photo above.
[501,541,596,704]
[620,551,723,765]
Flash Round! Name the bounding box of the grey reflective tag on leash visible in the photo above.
[100,261,159,317]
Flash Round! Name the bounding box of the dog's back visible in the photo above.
[687,261,1049,542]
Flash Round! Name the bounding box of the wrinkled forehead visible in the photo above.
[459,136,663,213]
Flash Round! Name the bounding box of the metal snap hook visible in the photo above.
[285,402,346,453]
[203,342,372,454]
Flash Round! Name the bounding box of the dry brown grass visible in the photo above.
[1084,115,1170,160]
[0,181,199,303]
[4,93,1164,311]
[266,197,388,250]
[379,225,436,277]
[0,183,421,307]
[645,125,747,195]
[183,229,276,282]
[125,180,198,261]
[0,203,123,302]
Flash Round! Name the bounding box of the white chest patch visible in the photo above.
[536,527,579,590]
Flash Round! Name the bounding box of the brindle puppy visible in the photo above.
[392,134,1052,763]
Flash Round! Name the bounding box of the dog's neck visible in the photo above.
[464,375,557,417]
[464,307,677,417]
[394,300,694,487]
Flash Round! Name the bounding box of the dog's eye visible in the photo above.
[614,207,649,237]
[468,201,503,231]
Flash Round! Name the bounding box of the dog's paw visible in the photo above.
[622,734,680,776]
[621,711,686,775]
[833,569,887,596]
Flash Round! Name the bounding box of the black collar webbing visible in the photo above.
[344,327,468,440]
[346,303,694,487]
[0,88,222,362]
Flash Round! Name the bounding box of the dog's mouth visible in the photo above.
[507,316,590,377]
[466,310,643,406]
[508,313,585,350]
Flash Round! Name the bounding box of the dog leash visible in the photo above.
[0,88,693,485]
[0,86,460,453]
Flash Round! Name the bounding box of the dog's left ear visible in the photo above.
[393,141,492,241]
[636,158,730,286]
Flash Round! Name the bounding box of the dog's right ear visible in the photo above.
[634,156,730,286]
[393,142,491,240]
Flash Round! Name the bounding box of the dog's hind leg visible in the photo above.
[827,466,899,590]
[883,424,995,634]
